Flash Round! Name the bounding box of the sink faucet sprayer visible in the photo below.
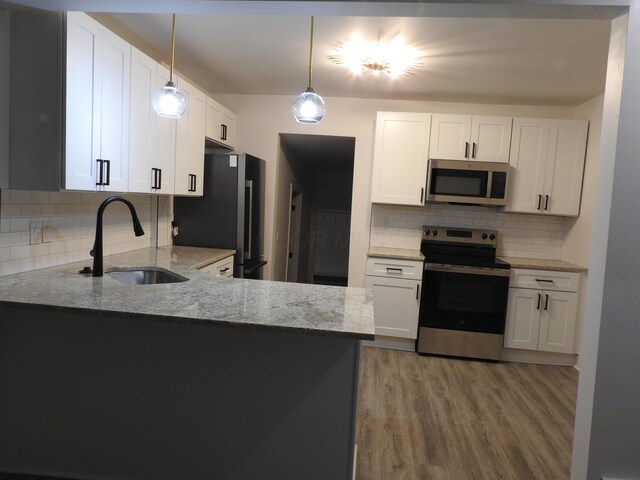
[90,196,145,277]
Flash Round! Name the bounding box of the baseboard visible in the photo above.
[361,335,416,352]
[501,348,577,366]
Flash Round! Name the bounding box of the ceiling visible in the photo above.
[98,12,612,107]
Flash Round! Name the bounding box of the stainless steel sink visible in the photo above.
[106,267,189,285]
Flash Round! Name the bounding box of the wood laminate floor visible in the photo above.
[355,346,579,480]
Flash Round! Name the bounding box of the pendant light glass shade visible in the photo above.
[292,87,325,124]
[153,81,186,118]
[292,16,324,124]
[153,14,187,118]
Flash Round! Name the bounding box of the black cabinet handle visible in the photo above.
[104,160,110,186]
[152,168,162,190]
[96,159,103,186]
[535,278,554,283]
[157,168,162,190]
[544,294,549,311]
[465,142,469,158]
[416,284,420,300]
[545,195,550,211]
[537,293,541,310]
[188,174,197,192]
[420,187,424,203]
[220,267,230,273]
[221,124,228,141]
[537,194,542,210]
[472,142,477,159]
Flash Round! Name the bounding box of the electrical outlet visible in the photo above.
[42,220,53,243]
[29,222,42,245]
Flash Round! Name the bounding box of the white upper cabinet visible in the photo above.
[371,112,431,206]
[153,64,176,194]
[175,77,206,196]
[205,96,237,149]
[544,120,589,216]
[129,53,175,195]
[65,12,130,192]
[429,114,512,163]
[128,47,156,194]
[506,118,588,216]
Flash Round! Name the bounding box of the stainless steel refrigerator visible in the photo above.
[173,153,267,279]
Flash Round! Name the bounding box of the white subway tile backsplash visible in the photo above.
[0,189,173,276]
[371,203,569,260]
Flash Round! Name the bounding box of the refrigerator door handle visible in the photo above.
[245,180,253,259]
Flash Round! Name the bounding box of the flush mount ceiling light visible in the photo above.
[292,16,325,124]
[153,14,187,118]
[328,38,423,78]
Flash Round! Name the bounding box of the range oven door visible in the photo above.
[417,263,510,360]
[419,263,510,333]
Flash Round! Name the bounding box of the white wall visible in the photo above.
[223,93,576,286]
[561,94,604,368]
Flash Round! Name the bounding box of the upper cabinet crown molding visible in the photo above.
[429,114,512,163]
[371,111,431,206]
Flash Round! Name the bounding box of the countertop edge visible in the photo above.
[367,246,424,262]
[499,256,588,273]
[0,300,375,340]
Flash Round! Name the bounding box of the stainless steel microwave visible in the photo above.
[426,159,509,206]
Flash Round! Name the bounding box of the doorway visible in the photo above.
[274,133,355,285]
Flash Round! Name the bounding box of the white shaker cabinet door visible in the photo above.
[65,12,102,191]
[429,114,471,161]
[537,290,578,354]
[543,120,588,216]
[470,115,512,163]
[128,47,155,194]
[175,77,205,196]
[98,28,130,192]
[364,275,421,339]
[504,287,540,351]
[371,112,431,206]
[153,64,176,194]
[505,118,550,213]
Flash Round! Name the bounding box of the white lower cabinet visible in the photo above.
[199,256,234,278]
[364,257,423,339]
[504,268,579,354]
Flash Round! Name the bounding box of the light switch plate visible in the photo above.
[42,220,53,243]
[30,221,42,245]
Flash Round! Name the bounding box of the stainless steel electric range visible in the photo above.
[416,226,511,361]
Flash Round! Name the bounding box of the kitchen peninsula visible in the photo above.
[0,246,374,480]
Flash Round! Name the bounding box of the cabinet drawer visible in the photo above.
[509,268,579,292]
[365,257,423,280]
[199,256,234,278]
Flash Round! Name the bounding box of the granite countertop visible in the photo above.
[0,246,375,340]
[499,256,587,273]
[367,246,424,262]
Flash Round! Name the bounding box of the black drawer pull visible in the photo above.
[535,279,554,283]
[386,267,403,274]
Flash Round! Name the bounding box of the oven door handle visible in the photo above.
[425,263,511,277]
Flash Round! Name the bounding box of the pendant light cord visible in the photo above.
[169,13,177,83]
[308,16,314,89]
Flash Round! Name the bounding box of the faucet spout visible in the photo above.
[91,196,145,277]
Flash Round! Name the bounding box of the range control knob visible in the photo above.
[432,229,438,237]
[489,234,496,241]
[481,233,488,240]
[424,229,431,236]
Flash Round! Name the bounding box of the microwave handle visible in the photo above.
[486,171,493,199]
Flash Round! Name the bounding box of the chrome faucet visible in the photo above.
[90,196,145,277]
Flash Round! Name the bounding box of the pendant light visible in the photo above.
[153,14,187,118]
[292,16,325,124]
